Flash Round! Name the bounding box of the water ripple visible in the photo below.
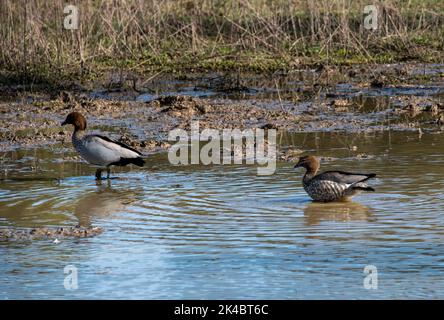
[1,132,444,298]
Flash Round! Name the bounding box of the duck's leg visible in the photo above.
[95,169,103,180]
[106,167,111,179]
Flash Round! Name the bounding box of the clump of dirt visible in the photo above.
[150,95,212,117]
[278,147,305,162]
[391,96,444,118]
[142,139,171,151]
[0,226,103,241]
[331,99,353,112]
[370,75,389,88]
[355,153,376,160]
[260,123,281,130]
[116,132,142,148]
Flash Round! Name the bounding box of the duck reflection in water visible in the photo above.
[303,201,375,225]
[74,181,140,227]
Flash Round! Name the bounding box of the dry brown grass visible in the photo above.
[0,0,443,84]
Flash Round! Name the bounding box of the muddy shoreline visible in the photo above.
[0,226,103,241]
[1,63,443,154]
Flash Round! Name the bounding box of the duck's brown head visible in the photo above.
[294,155,320,174]
[61,112,87,131]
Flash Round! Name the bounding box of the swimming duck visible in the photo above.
[61,112,145,180]
[294,156,376,202]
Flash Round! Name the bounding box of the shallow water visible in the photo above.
[1,131,444,299]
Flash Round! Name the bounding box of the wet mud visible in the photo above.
[0,226,103,241]
[1,63,442,153]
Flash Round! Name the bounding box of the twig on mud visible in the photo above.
[135,71,163,92]
[274,79,290,116]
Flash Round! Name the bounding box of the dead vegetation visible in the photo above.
[0,0,443,85]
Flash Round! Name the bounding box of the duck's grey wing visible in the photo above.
[314,171,376,185]
[93,135,143,156]
[85,135,145,167]
[81,135,140,161]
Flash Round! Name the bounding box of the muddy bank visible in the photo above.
[0,64,443,154]
[0,226,103,241]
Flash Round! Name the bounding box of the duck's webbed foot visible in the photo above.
[95,169,103,180]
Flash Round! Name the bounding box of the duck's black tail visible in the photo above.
[128,157,145,167]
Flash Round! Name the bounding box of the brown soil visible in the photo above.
[0,226,103,241]
[0,64,443,153]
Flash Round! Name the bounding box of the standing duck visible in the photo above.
[294,156,376,202]
[61,112,145,180]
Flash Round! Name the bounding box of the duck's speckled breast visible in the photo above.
[303,179,348,202]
